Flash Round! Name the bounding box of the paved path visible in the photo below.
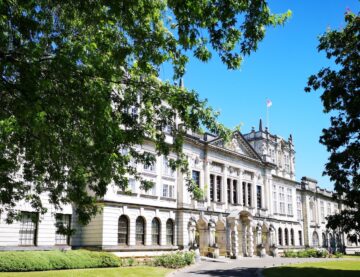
[169,257,334,277]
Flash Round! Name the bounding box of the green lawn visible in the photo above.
[0,266,171,277]
[264,260,360,277]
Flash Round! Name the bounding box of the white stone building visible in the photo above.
[1,120,359,256]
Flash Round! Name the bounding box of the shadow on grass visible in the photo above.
[187,267,259,277]
[263,267,360,277]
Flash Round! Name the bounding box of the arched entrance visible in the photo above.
[215,220,226,256]
[239,211,254,257]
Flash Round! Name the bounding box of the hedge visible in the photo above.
[0,250,120,272]
[153,251,195,269]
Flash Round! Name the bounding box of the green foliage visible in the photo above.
[334,252,343,258]
[305,10,360,239]
[0,1,291,226]
[0,250,120,272]
[283,248,329,258]
[153,251,195,269]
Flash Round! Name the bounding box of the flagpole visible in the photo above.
[267,105,269,131]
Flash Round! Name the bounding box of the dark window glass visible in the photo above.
[278,228,283,246]
[256,186,262,209]
[216,176,222,202]
[285,228,289,245]
[166,219,174,245]
[227,179,231,203]
[55,214,71,245]
[118,215,129,245]
[210,174,215,202]
[233,180,238,204]
[19,212,38,246]
[152,218,160,245]
[242,182,246,206]
[298,231,302,246]
[192,170,200,187]
[247,183,252,207]
[136,217,145,245]
[290,229,295,246]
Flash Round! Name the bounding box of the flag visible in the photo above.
[266,99,272,108]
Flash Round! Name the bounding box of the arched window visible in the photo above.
[152,218,160,245]
[166,219,174,245]
[136,216,145,245]
[312,231,319,247]
[290,229,295,246]
[330,233,335,247]
[284,228,289,246]
[118,215,129,245]
[322,233,327,247]
[278,228,283,246]
[298,230,303,246]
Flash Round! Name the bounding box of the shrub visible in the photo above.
[334,252,343,258]
[0,250,120,272]
[154,251,195,269]
[283,250,297,258]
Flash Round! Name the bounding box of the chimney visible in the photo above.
[259,118,263,132]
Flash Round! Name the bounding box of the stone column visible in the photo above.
[231,220,239,258]
[205,160,210,206]
[230,178,234,205]
[248,223,254,257]
[242,224,247,256]
[226,220,232,256]
[238,170,243,206]
[245,182,248,207]
[223,166,228,205]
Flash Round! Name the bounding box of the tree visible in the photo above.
[305,10,360,243]
[0,0,291,226]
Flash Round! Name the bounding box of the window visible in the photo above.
[216,176,222,202]
[247,183,252,207]
[136,217,145,245]
[284,228,289,246]
[322,232,327,247]
[130,106,138,120]
[166,219,174,245]
[192,170,200,187]
[310,202,315,222]
[19,212,38,246]
[152,218,160,245]
[118,215,129,245]
[162,184,174,198]
[273,185,277,213]
[55,214,71,245]
[286,188,293,216]
[312,231,319,247]
[163,158,175,177]
[233,180,238,204]
[298,231,302,246]
[296,195,302,220]
[227,179,231,203]
[279,187,285,214]
[278,228,283,246]
[143,153,156,172]
[327,202,331,216]
[290,229,295,246]
[320,201,325,222]
[210,174,215,202]
[242,182,246,206]
[129,178,136,193]
[256,185,262,209]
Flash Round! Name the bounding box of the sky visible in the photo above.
[159,0,359,190]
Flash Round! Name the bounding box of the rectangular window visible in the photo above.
[273,185,277,214]
[143,153,156,172]
[210,174,215,202]
[286,188,293,215]
[55,214,71,245]
[247,183,252,207]
[216,176,222,202]
[297,195,302,220]
[233,180,238,204]
[129,178,136,193]
[192,170,200,187]
[19,212,38,246]
[242,182,246,206]
[298,231,302,246]
[162,184,174,198]
[320,201,325,222]
[163,158,175,177]
[327,202,331,216]
[227,179,231,204]
[256,185,262,209]
[279,186,285,214]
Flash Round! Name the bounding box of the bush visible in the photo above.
[334,252,343,258]
[283,250,297,258]
[0,250,120,272]
[154,251,195,269]
[283,248,329,258]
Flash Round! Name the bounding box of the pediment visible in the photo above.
[209,132,262,161]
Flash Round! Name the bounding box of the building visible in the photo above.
[1,120,359,256]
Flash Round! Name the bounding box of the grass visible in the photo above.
[0,266,172,277]
[264,260,360,277]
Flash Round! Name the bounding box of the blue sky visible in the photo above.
[161,0,359,190]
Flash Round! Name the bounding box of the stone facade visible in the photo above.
[1,120,359,256]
